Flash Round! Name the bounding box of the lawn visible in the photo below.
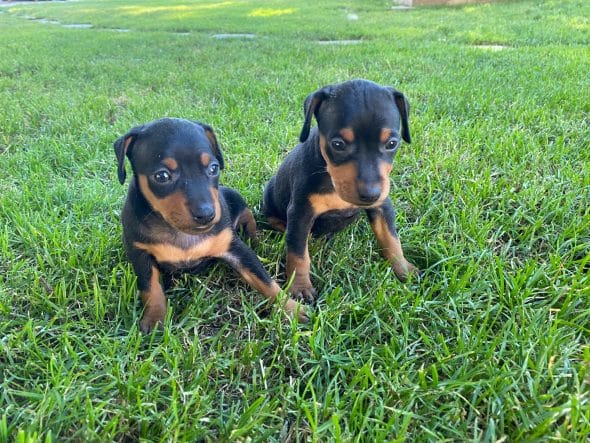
[0,0,589,441]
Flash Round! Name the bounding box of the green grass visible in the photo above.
[1,0,589,441]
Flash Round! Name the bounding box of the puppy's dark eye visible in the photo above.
[331,139,346,151]
[385,139,399,151]
[153,170,171,183]
[207,163,219,177]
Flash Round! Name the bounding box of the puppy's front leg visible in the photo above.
[285,203,317,302]
[127,247,167,333]
[366,199,419,281]
[223,238,308,322]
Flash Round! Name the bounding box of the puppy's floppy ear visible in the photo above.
[196,122,224,170]
[299,86,332,143]
[113,124,144,184]
[389,88,411,144]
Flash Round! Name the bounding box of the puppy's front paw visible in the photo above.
[289,279,317,303]
[284,298,310,323]
[393,260,421,282]
[139,307,166,333]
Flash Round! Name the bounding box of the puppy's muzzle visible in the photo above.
[190,203,216,226]
[357,182,382,204]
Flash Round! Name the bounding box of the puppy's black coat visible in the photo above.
[115,118,305,332]
[263,80,419,300]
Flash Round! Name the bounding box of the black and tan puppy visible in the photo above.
[263,79,419,301]
[114,118,306,332]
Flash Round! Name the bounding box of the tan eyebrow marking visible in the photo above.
[162,158,178,170]
[200,152,211,167]
[380,128,393,144]
[339,128,355,143]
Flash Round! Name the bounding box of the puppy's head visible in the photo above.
[114,118,225,234]
[300,79,411,207]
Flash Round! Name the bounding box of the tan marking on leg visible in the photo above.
[162,158,178,170]
[370,215,417,281]
[287,250,316,301]
[139,266,166,332]
[234,208,257,240]
[286,251,310,283]
[266,216,286,232]
[283,298,308,322]
[239,272,280,302]
[134,228,233,263]
[239,272,309,322]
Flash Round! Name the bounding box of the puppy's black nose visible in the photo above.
[358,184,381,203]
[191,205,215,225]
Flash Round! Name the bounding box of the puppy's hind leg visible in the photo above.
[262,176,287,232]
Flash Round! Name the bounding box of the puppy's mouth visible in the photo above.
[179,223,215,235]
[165,216,215,235]
[345,197,383,209]
[354,200,382,208]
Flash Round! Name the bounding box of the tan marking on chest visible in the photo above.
[309,192,355,215]
[134,228,233,263]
